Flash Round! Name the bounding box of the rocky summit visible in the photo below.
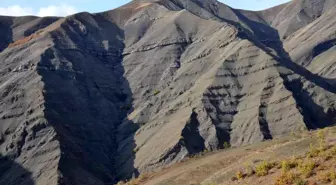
[0,0,335,184]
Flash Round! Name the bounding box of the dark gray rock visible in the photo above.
[0,0,335,184]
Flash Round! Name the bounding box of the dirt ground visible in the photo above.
[120,127,336,185]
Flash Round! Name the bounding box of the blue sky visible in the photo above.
[0,0,291,17]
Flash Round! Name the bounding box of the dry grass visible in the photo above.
[235,170,244,180]
[229,127,336,185]
[120,127,336,185]
[274,172,306,185]
[317,170,336,183]
[298,160,316,178]
[281,158,301,173]
[307,143,321,158]
[255,161,277,176]
[117,174,155,185]
[8,29,44,48]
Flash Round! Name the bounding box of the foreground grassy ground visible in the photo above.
[117,127,336,185]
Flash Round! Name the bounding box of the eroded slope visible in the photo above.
[0,0,335,184]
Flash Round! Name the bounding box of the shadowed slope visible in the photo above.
[0,154,34,185]
[0,0,335,184]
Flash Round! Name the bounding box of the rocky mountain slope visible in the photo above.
[0,0,335,184]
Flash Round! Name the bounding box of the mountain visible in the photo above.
[0,0,335,184]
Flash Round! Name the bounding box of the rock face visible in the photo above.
[0,0,335,184]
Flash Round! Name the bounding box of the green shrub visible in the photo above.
[281,160,291,173]
[256,161,275,176]
[133,147,140,153]
[281,158,300,173]
[299,160,316,178]
[274,172,303,185]
[236,170,244,180]
[153,90,161,96]
[223,142,231,149]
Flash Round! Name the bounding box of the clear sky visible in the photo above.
[0,0,291,17]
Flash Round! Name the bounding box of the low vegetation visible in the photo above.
[274,172,306,185]
[223,142,231,149]
[231,128,336,185]
[116,128,336,185]
[281,158,300,173]
[153,90,161,96]
[236,170,244,180]
[298,160,316,178]
[8,29,44,48]
[255,161,277,176]
[116,174,154,185]
[317,170,336,183]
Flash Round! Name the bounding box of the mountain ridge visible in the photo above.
[0,0,335,184]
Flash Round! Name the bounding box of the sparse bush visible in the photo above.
[317,129,327,150]
[294,178,307,185]
[321,149,333,161]
[317,170,336,183]
[236,170,244,180]
[116,174,153,185]
[153,90,161,96]
[299,160,316,178]
[281,160,291,173]
[133,147,140,153]
[307,143,320,158]
[274,172,303,185]
[317,129,326,141]
[291,130,296,137]
[256,161,275,176]
[223,142,231,149]
[330,146,336,155]
[281,158,301,173]
[326,146,336,161]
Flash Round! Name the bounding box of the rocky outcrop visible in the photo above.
[0,0,335,184]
